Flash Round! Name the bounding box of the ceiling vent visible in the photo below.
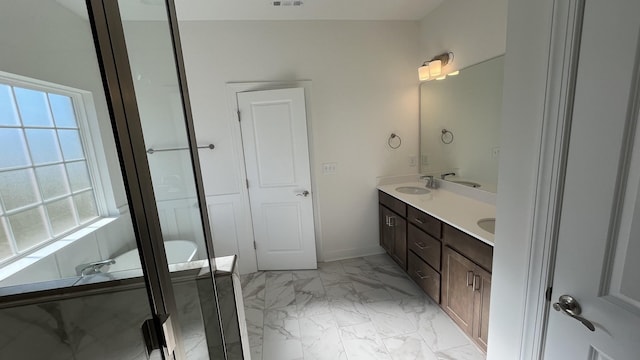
[272,1,304,7]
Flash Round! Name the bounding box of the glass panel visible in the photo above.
[66,161,91,192]
[48,93,78,128]
[0,169,40,211]
[35,164,70,200]
[73,191,97,224]
[8,206,49,251]
[0,219,12,261]
[13,87,54,127]
[0,84,19,126]
[58,129,84,161]
[0,128,30,169]
[47,198,77,235]
[120,1,228,358]
[25,128,63,165]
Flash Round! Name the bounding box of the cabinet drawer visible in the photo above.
[408,206,442,239]
[443,224,493,272]
[408,251,440,303]
[408,224,441,270]
[379,191,406,217]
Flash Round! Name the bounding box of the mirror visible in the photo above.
[419,55,505,193]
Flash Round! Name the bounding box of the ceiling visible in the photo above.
[174,0,444,21]
[57,0,444,21]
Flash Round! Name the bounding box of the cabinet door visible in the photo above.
[472,266,491,351]
[441,246,475,335]
[391,215,407,270]
[379,205,393,252]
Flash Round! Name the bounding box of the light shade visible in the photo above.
[418,65,430,81]
[429,60,442,77]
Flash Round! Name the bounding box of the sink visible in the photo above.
[477,218,495,234]
[451,180,481,188]
[395,186,431,195]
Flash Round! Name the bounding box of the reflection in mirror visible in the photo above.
[420,55,505,193]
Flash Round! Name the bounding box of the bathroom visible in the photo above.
[1,0,639,359]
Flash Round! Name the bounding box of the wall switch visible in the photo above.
[421,154,429,166]
[408,156,417,167]
[491,146,500,159]
[322,162,337,174]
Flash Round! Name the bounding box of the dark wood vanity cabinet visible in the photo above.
[441,224,493,352]
[378,190,493,352]
[379,192,407,270]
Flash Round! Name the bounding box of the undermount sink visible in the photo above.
[395,186,431,195]
[451,180,482,188]
[477,218,496,234]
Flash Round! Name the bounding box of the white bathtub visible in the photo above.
[108,240,198,273]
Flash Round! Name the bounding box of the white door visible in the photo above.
[237,88,317,270]
[543,0,640,358]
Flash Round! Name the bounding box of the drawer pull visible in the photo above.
[416,270,431,280]
[414,241,430,250]
[414,218,425,224]
[467,271,474,287]
[473,274,481,291]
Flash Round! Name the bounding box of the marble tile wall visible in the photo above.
[242,254,486,360]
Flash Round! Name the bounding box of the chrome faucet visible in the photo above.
[420,175,437,189]
[440,172,456,180]
[76,259,116,277]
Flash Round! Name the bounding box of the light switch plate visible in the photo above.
[409,156,417,167]
[322,162,337,174]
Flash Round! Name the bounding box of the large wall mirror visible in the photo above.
[420,55,505,193]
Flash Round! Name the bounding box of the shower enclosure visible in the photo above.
[0,0,236,358]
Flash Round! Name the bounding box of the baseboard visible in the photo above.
[321,246,386,263]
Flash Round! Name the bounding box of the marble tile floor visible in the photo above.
[241,254,486,360]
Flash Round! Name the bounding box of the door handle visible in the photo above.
[552,295,596,332]
[467,271,474,287]
[296,190,310,197]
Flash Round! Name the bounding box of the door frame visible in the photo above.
[495,0,587,358]
[224,81,322,273]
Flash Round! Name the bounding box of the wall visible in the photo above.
[178,20,420,266]
[488,0,556,358]
[418,0,508,71]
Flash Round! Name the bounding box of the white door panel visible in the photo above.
[543,0,640,358]
[238,88,317,270]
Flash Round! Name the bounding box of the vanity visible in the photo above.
[377,181,495,352]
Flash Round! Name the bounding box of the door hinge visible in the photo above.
[237,109,241,122]
[253,241,257,250]
[141,315,175,358]
[545,286,553,302]
[246,179,249,188]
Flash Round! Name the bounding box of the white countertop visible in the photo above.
[377,181,496,246]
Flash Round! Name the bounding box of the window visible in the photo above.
[0,75,103,263]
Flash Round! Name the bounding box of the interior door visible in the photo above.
[543,0,640,358]
[237,88,318,270]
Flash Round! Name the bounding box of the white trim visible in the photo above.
[518,0,585,358]
[321,246,385,263]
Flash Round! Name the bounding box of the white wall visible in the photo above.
[488,0,556,359]
[418,0,508,71]
[178,20,420,264]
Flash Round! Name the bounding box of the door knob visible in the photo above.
[552,295,595,331]
[296,190,310,197]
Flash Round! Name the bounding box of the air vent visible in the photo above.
[272,1,304,7]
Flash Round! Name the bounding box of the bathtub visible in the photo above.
[108,240,198,273]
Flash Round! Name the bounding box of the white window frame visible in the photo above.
[0,71,118,265]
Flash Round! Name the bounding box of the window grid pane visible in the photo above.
[0,81,100,262]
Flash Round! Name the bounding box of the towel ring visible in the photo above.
[441,129,454,144]
[388,133,402,149]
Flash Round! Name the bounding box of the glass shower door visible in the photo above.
[0,0,167,358]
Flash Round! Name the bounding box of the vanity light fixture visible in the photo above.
[418,52,458,82]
